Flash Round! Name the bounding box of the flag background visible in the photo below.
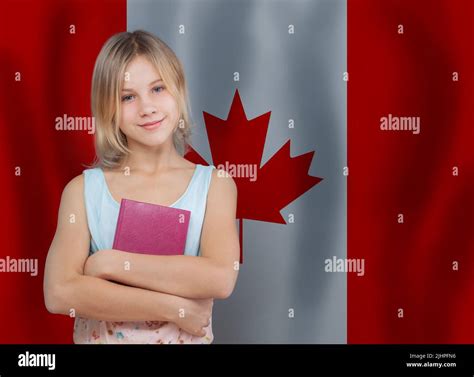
[0,0,471,344]
[348,0,473,343]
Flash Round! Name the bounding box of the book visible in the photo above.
[112,198,191,255]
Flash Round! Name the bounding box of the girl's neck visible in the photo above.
[119,141,183,175]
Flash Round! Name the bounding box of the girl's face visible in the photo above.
[118,55,179,150]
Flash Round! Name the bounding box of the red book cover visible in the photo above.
[112,198,191,255]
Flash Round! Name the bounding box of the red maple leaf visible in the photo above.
[185,90,322,263]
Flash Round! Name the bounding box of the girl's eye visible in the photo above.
[153,86,165,93]
[121,95,134,102]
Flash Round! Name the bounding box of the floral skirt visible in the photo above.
[73,317,213,344]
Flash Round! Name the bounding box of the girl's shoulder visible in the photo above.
[65,169,105,196]
[64,173,85,193]
[59,174,86,209]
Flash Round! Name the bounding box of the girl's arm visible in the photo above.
[43,175,211,335]
[85,169,240,299]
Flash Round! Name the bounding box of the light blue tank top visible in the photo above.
[83,164,215,256]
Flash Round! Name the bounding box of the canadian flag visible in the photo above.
[0,0,472,344]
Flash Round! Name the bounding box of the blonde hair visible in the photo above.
[89,30,192,168]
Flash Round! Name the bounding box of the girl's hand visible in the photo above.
[170,297,214,337]
[83,249,113,278]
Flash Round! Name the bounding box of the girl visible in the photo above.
[43,30,240,344]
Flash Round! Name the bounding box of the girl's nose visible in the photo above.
[139,99,157,117]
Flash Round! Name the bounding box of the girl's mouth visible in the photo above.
[139,118,165,130]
